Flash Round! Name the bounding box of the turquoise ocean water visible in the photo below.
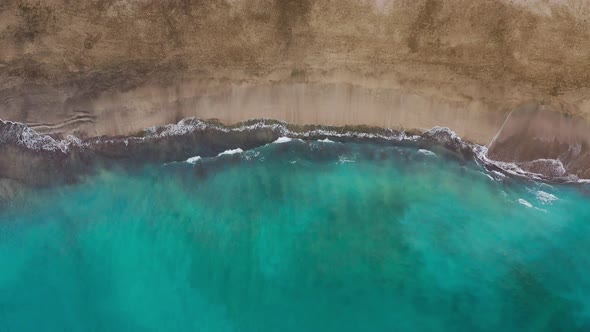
[1,138,590,331]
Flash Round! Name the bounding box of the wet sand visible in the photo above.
[37,75,512,145]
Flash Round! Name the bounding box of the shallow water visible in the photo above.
[1,139,590,331]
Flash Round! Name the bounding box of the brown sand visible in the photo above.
[1,0,590,160]
[40,75,512,144]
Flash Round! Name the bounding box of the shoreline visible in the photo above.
[1,116,587,196]
[8,75,516,146]
[4,0,590,148]
[3,0,590,191]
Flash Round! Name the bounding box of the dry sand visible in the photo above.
[1,0,590,167]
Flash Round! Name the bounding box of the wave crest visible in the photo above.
[1,118,588,186]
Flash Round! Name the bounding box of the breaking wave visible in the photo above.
[0,118,587,185]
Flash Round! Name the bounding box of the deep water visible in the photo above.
[1,139,590,331]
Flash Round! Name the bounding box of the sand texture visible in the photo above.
[1,0,590,175]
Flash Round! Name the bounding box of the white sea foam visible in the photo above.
[518,199,533,208]
[272,137,305,144]
[186,156,202,164]
[218,148,243,156]
[424,127,461,142]
[424,131,550,181]
[536,191,558,205]
[273,137,293,144]
[418,149,436,156]
[520,158,566,178]
[474,145,546,181]
[338,155,356,164]
[477,148,585,184]
[242,150,260,161]
[73,117,414,158]
[0,120,77,153]
[6,116,590,184]
[140,117,412,145]
[144,118,208,138]
[491,171,507,179]
[482,170,508,182]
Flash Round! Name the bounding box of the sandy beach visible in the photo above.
[2,0,590,180]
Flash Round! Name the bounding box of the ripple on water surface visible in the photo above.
[1,140,590,332]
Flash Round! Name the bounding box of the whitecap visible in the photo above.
[418,149,436,156]
[186,156,202,164]
[483,170,507,182]
[338,155,356,164]
[519,158,566,178]
[475,146,546,181]
[242,150,263,161]
[491,170,506,179]
[0,120,74,153]
[9,115,590,184]
[536,191,558,205]
[273,137,293,144]
[218,148,243,156]
[518,199,533,208]
[144,118,208,138]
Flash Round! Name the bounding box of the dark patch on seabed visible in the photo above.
[1,135,590,331]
